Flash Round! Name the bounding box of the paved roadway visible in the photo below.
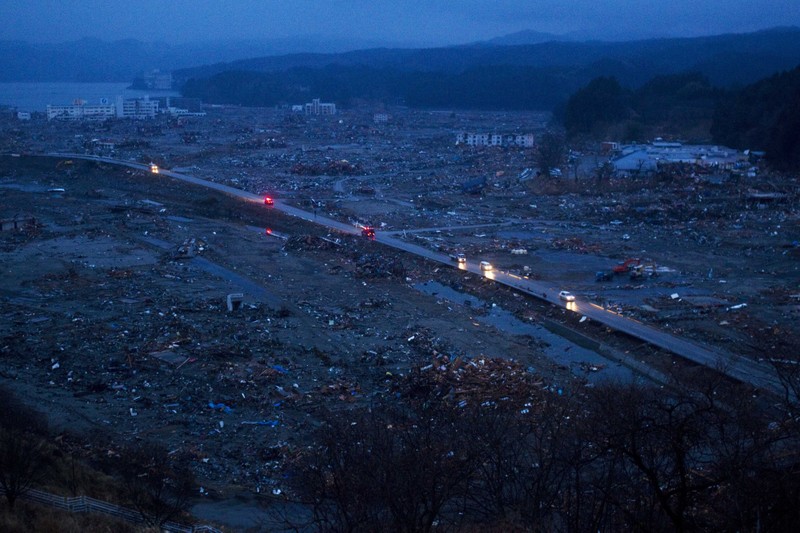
[40,154,785,395]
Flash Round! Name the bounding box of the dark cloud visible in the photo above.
[0,0,797,45]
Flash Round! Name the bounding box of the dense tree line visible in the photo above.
[562,72,721,142]
[563,66,800,169]
[177,29,800,116]
[711,64,800,170]
[0,385,194,527]
[174,27,800,90]
[4,362,800,530]
[287,375,800,532]
[181,65,585,110]
[562,76,632,136]
[0,386,50,509]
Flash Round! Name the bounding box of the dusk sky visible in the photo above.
[1,0,799,46]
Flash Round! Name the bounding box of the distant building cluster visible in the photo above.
[456,132,535,148]
[303,98,336,115]
[47,99,118,121]
[46,96,205,121]
[611,141,747,175]
[142,70,173,90]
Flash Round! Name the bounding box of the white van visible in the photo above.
[480,261,493,272]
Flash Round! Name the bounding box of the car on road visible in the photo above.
[451,253,466,264]
[480,261,493,272]
[558,290,576,302]
[264,196,274,206]
[361,226,376,239]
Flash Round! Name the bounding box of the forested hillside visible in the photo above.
[181,65,586,110]
[712,65,800,169]
[563,73,722,142]
[561,66,800,169]
[177,27,800,110]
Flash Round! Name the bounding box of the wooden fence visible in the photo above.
[0,487,221,532]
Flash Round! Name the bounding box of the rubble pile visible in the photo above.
[551,236,603,254]
[354,253,406,278]
[396,353,551,411]
[3,104,799,525]
[174,237,207,258]
[284,234,340,251]
[236,136,287,149]
[403,326,453,359]
[290,159,361,176]
[314,379,362,403]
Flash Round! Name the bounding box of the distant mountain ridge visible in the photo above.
[478,30,569,46]
[0,35,412,82]
[3,27,800,114]
[3,26,799,86]
[176,27,800,112]
[173,27,800,89]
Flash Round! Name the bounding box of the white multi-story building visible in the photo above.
[456,133,489,146]
[47,100,117,121]
[506,133,535,148]
[142,70,173,90]
[456,132,535,148]
[304,98,336,115]
[46,96,159,121]
[116,95,158,119]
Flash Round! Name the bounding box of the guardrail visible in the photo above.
[0,487,222,532]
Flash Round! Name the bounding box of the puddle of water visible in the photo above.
[0,182,53,193]
[415,280,636,384]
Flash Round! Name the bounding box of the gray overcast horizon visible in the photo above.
[1,0,799,46]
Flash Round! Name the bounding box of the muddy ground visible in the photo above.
[0,156,601,526]
[1,106,799,529]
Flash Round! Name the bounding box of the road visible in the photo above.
[382,222,515,235]
[40,153,785,395]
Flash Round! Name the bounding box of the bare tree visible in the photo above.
[113,442,195,526]
[595,161,615,186]
[772,359,800,415]
[0,386,51,509]
[291,404,477,532]
[580,385,676,531]
[291,409,392,531]
[582,380,793,532]
[718,362,800,532]
[288,376,800,532]
[536,131,567,178]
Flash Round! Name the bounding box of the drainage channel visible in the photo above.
[415,280,653,385]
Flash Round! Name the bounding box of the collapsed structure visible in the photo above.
[610,141,749,175]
